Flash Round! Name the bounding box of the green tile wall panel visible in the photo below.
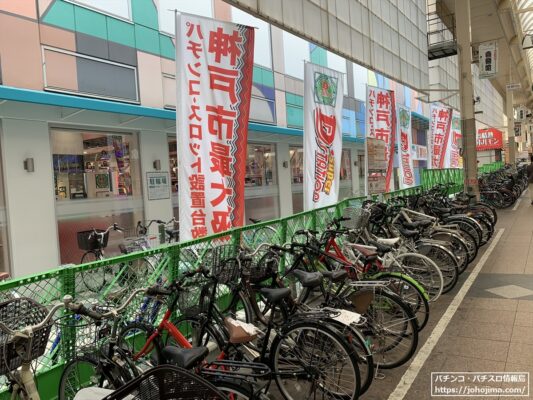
[311,46,327,66]
[253,65,263,85]
[74,6,107,40]
[262,68,274,88]
[135,25,160,54]
[286,93,303,107]
[107,18,135,48]
[159,34,175,60]
[132,0,159,30]
[287,104,304,127]
[42,1,75,31]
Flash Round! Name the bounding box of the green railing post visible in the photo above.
[59,267,76,363]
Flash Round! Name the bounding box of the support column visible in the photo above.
[350,147,360,196]
[275,142,293,217]
[506,90,516,165]
[455,0,479,197]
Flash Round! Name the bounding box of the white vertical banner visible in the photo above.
[445,110,462,168]
[365,86,396,193]
[429,103,453,169]
[303,62,344,210]
[397,105,415,188]
[176,13,255,241]
[479,41,498,79]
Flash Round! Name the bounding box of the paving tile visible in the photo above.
[517,300,533,314]
[440,355,506,372]
[486,285,533,299]
[464,308,516,326]
[514,312,533,327]
[511,325,533,345]
[469,298,518,312]
[507,342,533,366]
[438,336,509,362]
[457,321,513,342]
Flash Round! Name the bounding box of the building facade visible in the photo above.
[0,0,430,276]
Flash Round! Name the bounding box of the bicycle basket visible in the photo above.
[101,365,226,400]
[120,237,150,254]
[342,207,371,230]
[211,258,240,285]
[0,297,53,374]
[77,229,109,251]
[55,310,111,358]
[248,250,280,283]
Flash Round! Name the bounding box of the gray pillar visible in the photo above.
[350,147,360,196]
[506,90,516,164]
[455,0,479,197]
[276,142,293,217]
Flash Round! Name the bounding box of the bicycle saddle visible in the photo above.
[0,272,10,281]
[375,237,401,246]
[249,218,262,224]
[165,229,179,238]
[367,240,393,254]
[398,227,419,239]
[321,269,347,283]
[161,346,208,370]
[402,220,431,230]
[259,287,291,304]
[291,270,323,288]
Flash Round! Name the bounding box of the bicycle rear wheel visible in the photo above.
[58,354,133,400]
[416,242,459,294]
[392,252,443,302]
[272,320,361,400]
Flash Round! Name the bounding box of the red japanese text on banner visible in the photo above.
[365,86,396,192]
[176,13,254,241]
[445,110,462,168]
[397,105,415,189]
[303,63,344,210]
[429,103,453,169]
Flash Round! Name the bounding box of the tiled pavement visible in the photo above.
[364,192,533,400]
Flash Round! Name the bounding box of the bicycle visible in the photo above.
[119,255,363,400]
[58,289,150,400]
[0,296,73,400]
[78,224,154,297]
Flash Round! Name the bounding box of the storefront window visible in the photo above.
[52,128,143,264]
[245,144,277,186]
[290,146,304,183]
[340,149,352,181]
[168,137,179,220]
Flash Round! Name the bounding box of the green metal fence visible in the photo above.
[0,165,503,399]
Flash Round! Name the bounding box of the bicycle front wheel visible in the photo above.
[391,252,443,302]
[272,320,360,400]
[58,355,128,400]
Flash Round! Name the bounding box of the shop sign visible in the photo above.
[479,41,498,79]
[368,175,386,194]
[365,86,396,193]
[514,122,522,137]
[367,138,387,170]
[429,103,453,169]
[412,144,428,160]
[397,105,415,188]
[476,128,503,151]
[447,110,462,168]
[303,63,344,210]
[147,172,170,200]
[176,13,255,240]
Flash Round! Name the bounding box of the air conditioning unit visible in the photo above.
[523,34,533,50]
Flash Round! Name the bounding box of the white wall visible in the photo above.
[0,119,60,276]
[138,130,173,234]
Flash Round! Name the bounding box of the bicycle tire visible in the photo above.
[444,216,482,248]
[117,322,162,368]
[430,231,469,274]
[416,242,459,294]
[391,252,443,302]
[81,252,108,293]
[271,319,361,400]
[207,378,254,399]
[172,315,226,352]
[58,354,132,400]
[473,202,498,225]
[371,272,430,331]
[324,318,374,396]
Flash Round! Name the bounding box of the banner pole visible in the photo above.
[364,84,369,197]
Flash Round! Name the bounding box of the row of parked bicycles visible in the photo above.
[479,164,528,209]
[0,167,521,400]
